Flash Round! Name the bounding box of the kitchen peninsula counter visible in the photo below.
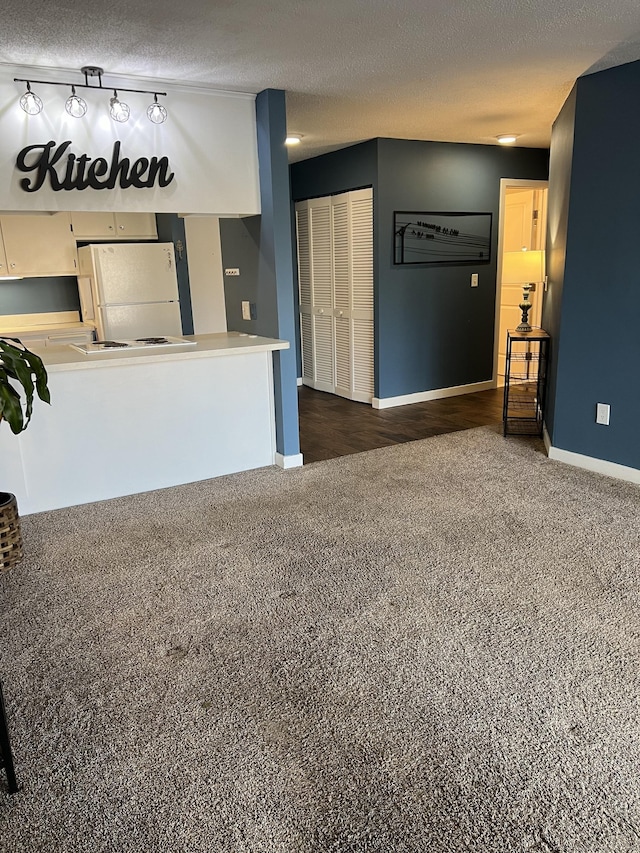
[0,333,290,515]
[41,332,288,369]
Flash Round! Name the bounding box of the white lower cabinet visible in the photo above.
[295,187,374,404]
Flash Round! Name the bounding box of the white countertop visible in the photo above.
[36,331,289,372]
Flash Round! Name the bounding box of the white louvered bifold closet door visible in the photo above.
[309,197,334,392]
[296,188,374,403]
[347,188,374,402]
[332,193,351,398]
[295,205,314,385]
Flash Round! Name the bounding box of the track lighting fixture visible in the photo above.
[19,82,43,115]
[65,85,87,118]
[14,67,168,125]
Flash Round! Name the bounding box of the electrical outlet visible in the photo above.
[241,300,251,320]
[596,403,610,425]
[471,273,479,287]
[225,268,240,276]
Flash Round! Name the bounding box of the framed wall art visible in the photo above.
[394,211,492,265]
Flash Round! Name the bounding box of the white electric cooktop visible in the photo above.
[71,336,197,354]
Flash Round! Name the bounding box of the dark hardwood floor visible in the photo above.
[298,384,504,463]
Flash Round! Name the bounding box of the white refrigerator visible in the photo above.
[77,243,183,340]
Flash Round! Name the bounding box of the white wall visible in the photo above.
[184,216,227,334]
[0,66,260,215]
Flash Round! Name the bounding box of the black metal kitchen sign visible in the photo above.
[15,140,175,193]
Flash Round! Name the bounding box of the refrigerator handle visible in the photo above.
[166,249,173,271]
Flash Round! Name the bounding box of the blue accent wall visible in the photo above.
[0,277,80,314]
[291,138,548,400]
[254,89,300,459]
[219,216,261,333]
[155,214,194,335]
[541,86,577,438]
[543,60,640,470]
[290,140,378,201]
[219,213,303,377]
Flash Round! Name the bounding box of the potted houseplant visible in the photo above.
[0,337,50,571]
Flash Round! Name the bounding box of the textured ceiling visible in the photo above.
[2,0,640,162]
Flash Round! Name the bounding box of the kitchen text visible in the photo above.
[15,140,175,193]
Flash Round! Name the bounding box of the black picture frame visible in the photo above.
[394,211,492,266]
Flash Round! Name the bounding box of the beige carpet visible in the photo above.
[1,426,639,852]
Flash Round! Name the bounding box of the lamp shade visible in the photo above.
[502,250,545,283]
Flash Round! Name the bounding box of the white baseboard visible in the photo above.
[373,380,494,410]
[543,425,640,485]
[297,377,303,386]
[275,452,304,470]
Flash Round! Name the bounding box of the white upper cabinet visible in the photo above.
[0,229,7,276]
[0,213,78,277]
[71,212,158,241]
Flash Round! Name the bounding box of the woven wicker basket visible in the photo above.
[0,492,23,572]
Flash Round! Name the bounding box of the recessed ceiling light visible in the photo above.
[285,133,303,146]
[496,134,518,145]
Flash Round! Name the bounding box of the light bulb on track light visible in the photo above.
[19,82,43,115]
[147,94,167,124]
[109,90,130,123]
[65,85,87,118]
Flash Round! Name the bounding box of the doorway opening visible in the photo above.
[493,179,548,386]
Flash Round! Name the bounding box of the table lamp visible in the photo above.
[502,249,545,332]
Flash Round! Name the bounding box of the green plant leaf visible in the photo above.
[0,381,24,434]
[23,348,50,405]
[0,336,51,434]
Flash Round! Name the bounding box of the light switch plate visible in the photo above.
[596,403,610,425]
[471,273,479,287]
[241,300,251,320]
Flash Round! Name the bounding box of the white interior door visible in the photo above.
[496,185,547,384]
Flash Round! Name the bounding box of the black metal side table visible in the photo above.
[503,328,550,437]
[0,680,18,794]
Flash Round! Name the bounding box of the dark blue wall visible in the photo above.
[291,138,548,399]
[543,60,640,470]
[541,86,577,437]
[0,277,80,314]
[219,216,261,333]
[155,214,194,335]
[219,214,303,376]
[253,89,300,459]
[290,140,378,201]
